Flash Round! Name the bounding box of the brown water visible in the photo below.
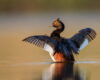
[0,12,100,80]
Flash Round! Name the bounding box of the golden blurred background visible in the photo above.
[0,0,100,80]
[0,0,100,13]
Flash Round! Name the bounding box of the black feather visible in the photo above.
[71,28,96,50]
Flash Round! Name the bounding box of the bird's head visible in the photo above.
[52,18,65,29]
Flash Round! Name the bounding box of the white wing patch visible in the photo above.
[44,44,54,54]
[79,39,89,51]
[44,44,56,61]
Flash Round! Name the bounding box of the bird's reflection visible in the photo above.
[43,62,85,80]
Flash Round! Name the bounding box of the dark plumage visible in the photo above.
[23,18,96,62]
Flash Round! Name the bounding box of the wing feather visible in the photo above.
[71,28,96,51]
[23,35,57,54]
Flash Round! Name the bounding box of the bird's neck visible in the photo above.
[51,26,64,38]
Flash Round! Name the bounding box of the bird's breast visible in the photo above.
[54,52,69,62]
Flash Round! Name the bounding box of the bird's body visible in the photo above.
[23,18,96,62]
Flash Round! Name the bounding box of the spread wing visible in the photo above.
[23,35,57,54]
[71,28,96,53]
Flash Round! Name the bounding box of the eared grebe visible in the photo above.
[23,18,96,62]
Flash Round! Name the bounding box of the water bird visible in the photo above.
[23,18,96,62]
